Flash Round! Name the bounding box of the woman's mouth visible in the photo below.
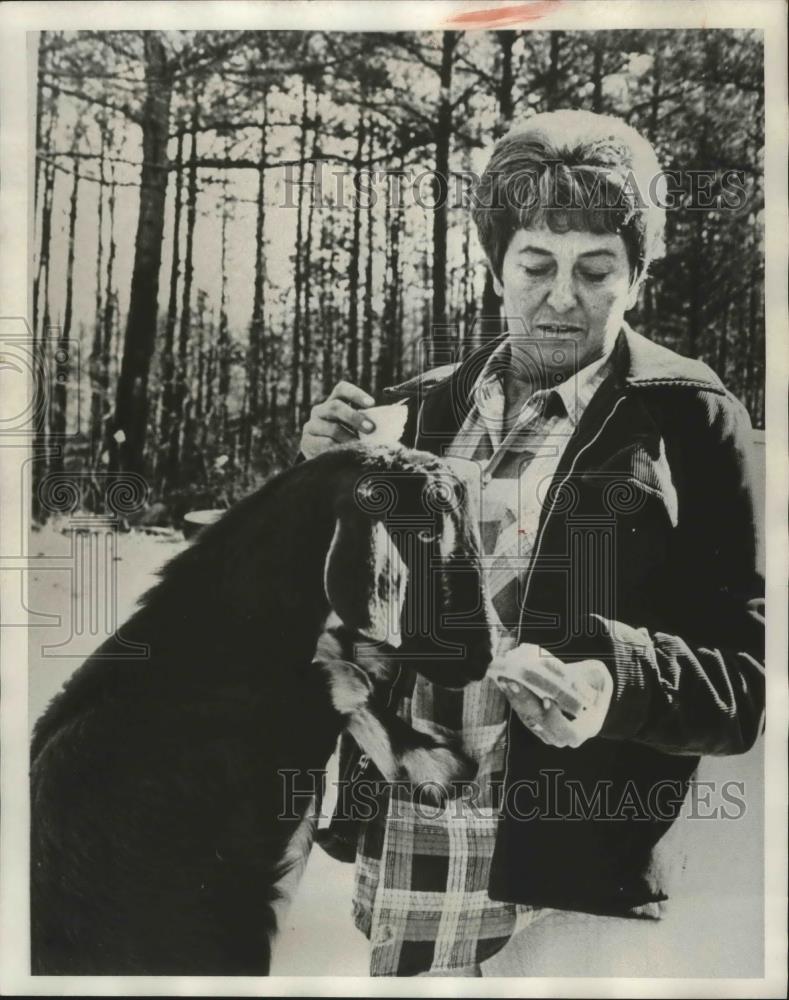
[535,323,585,336]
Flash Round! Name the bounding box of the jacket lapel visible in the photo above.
[407,336,507,456]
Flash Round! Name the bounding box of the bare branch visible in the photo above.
[169,116,297,139]
[454,50,497,89]
[193,151,395,172]
[37,152,142,187]
[336,91,436,131]
[171,31,256,80]
[43,66,144,86]
[80,30,144,64]
[450,80,482,113]
[42,78,141,124]
[383,34,442,74]
[38,149,140,165]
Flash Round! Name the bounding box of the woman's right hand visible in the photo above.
[299,381,377,459]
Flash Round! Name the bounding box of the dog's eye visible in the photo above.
[417,529,437,543]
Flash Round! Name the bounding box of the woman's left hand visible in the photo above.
[491,644,613,748]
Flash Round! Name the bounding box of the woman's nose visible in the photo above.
[546,273,577,312]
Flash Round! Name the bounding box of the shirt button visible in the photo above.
[378,924,393,943]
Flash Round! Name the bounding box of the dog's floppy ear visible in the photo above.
[323,512,408,647]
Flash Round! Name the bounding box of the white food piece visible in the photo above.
[360,403,409,445]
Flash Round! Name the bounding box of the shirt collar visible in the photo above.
[552,350,613,427]
[471,336,614,431]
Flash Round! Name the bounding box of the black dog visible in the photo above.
[31,444,494,975]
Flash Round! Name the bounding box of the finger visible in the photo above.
[517,657,598,718]
[322,398,377,437]
[585,661,614,696]
[539,701,582,746]
[328,381,376,409]
[493,658,587,717]
[498,680,549,737]
[304,417,359,446]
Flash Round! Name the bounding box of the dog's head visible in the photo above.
[323,445,495,688]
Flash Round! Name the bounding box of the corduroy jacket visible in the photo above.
[313,324,765,916]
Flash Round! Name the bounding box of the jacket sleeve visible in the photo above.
[596,392,765,756]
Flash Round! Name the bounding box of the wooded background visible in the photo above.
[32,28,764,520]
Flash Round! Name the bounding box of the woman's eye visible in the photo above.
[417,529,437,543]
[580,270,609,283]
[523,266,551,277]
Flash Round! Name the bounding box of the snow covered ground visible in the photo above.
[28,507,765,978]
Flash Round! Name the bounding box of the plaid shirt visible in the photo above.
[352,343,613,976]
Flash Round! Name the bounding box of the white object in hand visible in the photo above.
[360,402,409,445]
[488,644,596,719]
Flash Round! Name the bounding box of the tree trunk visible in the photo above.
[288,79,309,424]
[185,291,208,474]
[157,130,184,476]
[346,109,366,384]
[377,169,402,392]
[32,158,55,520]
[33,35,56,338]
[216,162,231,446]
[430,30,457,347]
[648,45,662,143]
[244,108,268,469]
[109,33,172,475]
[204,342,216,425]
[195,318,205,423]
[89,126,107,465]
[33,160,55,346]
[421,216,431,347]
[34,31,47,211]
[591,36,604,113]
[50,151,81,475]
[376,171,393,393]
[97,170,118,466]
[360,124,375,394]
[478,30,515,342]
[395,263,404,382]
[389,181,402,388]
[300,88,321,425]
[166,112,198,486]
[495,31,514,133]
[461,210,476,354]
[545,33,562,110]
[320,214,337,399]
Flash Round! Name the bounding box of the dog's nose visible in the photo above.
[431,634,494,688]
[464,633,494,678]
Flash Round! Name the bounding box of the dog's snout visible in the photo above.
[463,632,495,680]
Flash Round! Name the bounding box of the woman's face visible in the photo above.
[493,226,639,379]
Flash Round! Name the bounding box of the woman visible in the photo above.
[298,110,765,976]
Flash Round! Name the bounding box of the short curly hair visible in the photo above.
[471,110,666,282]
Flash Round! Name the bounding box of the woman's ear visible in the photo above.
[323,513,408,648]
